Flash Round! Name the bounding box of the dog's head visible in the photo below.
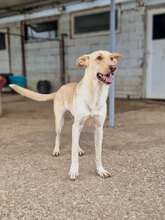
[76,50,123,85]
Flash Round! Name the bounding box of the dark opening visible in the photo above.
[153,14,165,40]
[24,20,58,42]
[0,33,6,50]
[74,10,118,35]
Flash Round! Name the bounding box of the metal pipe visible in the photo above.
[60,34,66,85]
[109,0,116,127]
[21,35,26,77]
[0,31,62,42]
[6,28,12,73]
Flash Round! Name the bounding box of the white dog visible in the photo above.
[10,50,123,180]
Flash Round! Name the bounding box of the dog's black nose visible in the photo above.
[109,65,116,73]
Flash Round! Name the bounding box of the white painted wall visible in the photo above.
[0,0,164,97]
[62,4,146,98]
[0,22,22,76]
[25,41,61,91]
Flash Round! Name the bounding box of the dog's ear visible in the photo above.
[111,53,124,59]
[76,55,89,68]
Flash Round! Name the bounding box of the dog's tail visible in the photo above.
[9,84,55,101]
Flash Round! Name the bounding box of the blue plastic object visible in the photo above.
[9,76,27,87]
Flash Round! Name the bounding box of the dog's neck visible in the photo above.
[83,68,109,91]
[78,68,110,112]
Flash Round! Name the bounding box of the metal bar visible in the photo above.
[0,31,62,42]
[6,28,12,73]
[0,32,23,37]
[60,34,66,85]
[21,35,26,77]
[109,0,116,127]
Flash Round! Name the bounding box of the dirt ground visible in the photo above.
[0,93,165,220]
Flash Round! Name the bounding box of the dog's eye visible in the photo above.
[97,56,102,60]
[110,57,113,61]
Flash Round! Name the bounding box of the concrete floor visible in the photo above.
[0,93,165,220]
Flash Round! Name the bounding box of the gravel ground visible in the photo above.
[0,93,165,220]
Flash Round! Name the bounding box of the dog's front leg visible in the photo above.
[94,116,111,178]
[69,120,84,180]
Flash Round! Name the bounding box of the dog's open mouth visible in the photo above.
[96,73,113,85]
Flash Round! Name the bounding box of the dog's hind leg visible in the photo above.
[52,104,66,157]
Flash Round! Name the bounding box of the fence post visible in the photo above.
[60,34,66,85]
[109,0,116,127]
[21,35,26,77]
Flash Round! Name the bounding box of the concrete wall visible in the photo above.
[0,21,61,92]
[25,41,61,91]
[0,0,149,97]
[116,7,145,98]
[0,22,22,76]
[61,4,146,98]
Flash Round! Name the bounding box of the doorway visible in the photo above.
[146,8,165,99]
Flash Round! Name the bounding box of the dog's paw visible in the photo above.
[69,171,79,180]
[52,151,60,157]
[78,149,85,156]
[97,168,111,178]
[69,165,79,180]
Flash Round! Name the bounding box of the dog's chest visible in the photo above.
[84,85,109,115]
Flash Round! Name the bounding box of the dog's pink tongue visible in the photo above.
[107,77,113,83]
[102,75,113,83]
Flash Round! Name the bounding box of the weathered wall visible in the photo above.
[0,1,146,98]
[0,22,22,76]
[61,4,145,98]
[116,6,145,98]
[25,41,61,91]
[0,21,61,92]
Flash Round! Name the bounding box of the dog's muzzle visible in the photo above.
[96,73,113,84]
